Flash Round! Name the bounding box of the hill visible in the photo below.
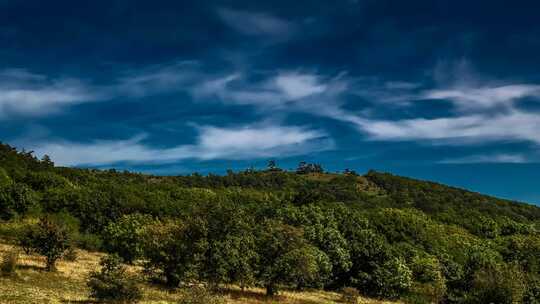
[1,142,539,303]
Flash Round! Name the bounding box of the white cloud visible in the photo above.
[352,110,540,145]
[425,84,540,111]
[0,70,98,118]
[217,8,294,38]
[439,153,527,164]
[29,124,333,166]
[192,71,346,113]
[274,73,327,99]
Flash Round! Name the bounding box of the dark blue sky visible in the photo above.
[1,0,540,204]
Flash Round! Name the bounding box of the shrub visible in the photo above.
[63,247,78,261]
[256,221,331,296]
[373,257,413,299]
[142,219,208,287]
[178,286,225,304]
[470,263,526,304]
[87,254,142,303]
[410,256,446,303]
[0,249,18,277]
[76,233,103,251]
[524,275,540,304]
[341,287,360,304]
[19,216,74,271]
[103,213,152,263]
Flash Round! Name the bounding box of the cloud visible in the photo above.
[217,8,295,38]
[424,84,540,111]
[273,73,327,99]
[438,153,527,164]
[351,110,540,145]
[29,124,333,166]
[192,71,347,113]
[115,61,201,97]
[0,69,99,118]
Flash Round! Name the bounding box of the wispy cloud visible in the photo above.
[29,124,333,166]
[438,153,527,164]
[424,84,540,111]
[217,8,295,39]
[0,69,99,118]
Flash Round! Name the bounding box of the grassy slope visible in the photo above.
[0,243,399,304]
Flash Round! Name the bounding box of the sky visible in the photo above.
[1,0,540,204]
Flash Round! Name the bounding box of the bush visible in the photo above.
[341,287,359,304]
[19,216,74,271]
[103,213,152,263]
[63,247,78,261]
[373,257,413,299]
[87,254,142,303]
[142,219,208,287]
[178,286,225,304]
[524,275,540,304]
[410,256,446,303]
[470,263,526,304]
[76,233,103,251]
[0,249,18,277]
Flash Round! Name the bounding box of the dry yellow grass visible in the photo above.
[0,243,399,304]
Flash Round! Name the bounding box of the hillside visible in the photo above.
[1,142,540,303]
[0,243,399,304]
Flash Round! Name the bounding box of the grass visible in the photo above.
[0,242,399,304]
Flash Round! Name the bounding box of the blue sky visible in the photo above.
[1,0,540,204]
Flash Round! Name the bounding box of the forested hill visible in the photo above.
[1,141,540,303]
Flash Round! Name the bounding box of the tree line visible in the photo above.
[1,142,539,303]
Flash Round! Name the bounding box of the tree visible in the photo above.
[267,159,280,171]
[296,162,324,174]
[256,220,331,296]
[103,213,153,263]
[0,183,37,220]
[142,219,208,287]
[373,257,413,299]
[278,204,351,286]
[470,263,526,304]
[87,254,142,302]
[199,202,258,289]
[19,216,73,271]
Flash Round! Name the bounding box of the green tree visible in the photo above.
[199,202,258,289]
[87,254,142,302]
[19,216,73,271]
[256,220,331,296]
[142,219,208,287]
[373,257,413,299]
[103,213,152,263]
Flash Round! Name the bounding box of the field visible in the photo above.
[0,243,398,304]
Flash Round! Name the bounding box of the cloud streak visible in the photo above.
[438,153,527,164]
[29,124,333,166]
[0,69,99,118]
[217,8,295,39]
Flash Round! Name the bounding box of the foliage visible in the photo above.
[142,219,208,287]
[372,257,413,299]
[256,220,331,296]
[87,254,142,303]
[19,216,74,271]
[103,213,152,263]
[0,249,19,277]
[296,162,324,174]
[469,263,526,304]
[2,142,540,303]
[178,286,225,304]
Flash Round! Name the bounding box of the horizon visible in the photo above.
[1,1,540,204]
